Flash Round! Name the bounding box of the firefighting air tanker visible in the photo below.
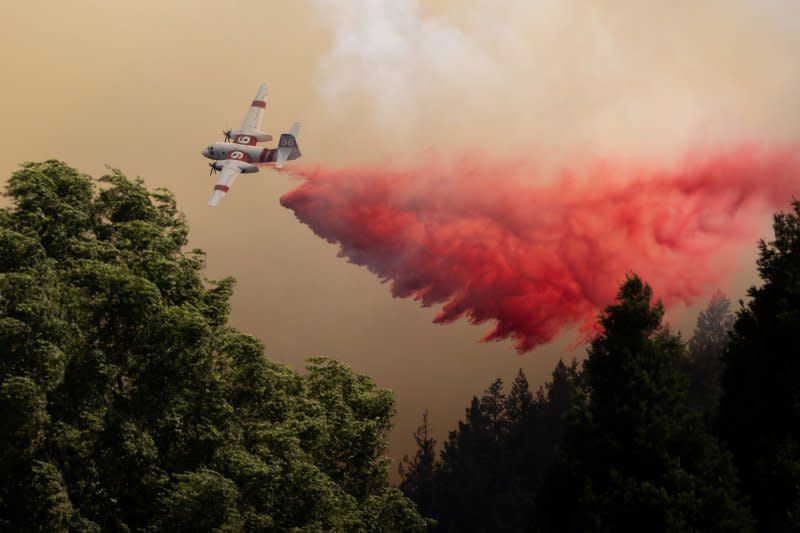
[201,83,301,206]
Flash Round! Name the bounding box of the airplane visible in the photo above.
[201,83,301,206]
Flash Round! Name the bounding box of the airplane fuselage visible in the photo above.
[201,142,277,166]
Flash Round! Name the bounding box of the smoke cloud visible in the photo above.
[310,0,800,159]
[281,146,799,352]
[297,1,800,352]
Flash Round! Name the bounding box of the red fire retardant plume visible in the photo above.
[280,146,799,352]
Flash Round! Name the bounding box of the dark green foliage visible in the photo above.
[360,488,430,533]
[158,469,244,532]
[400,363,582,532]
[719,200,800,532]
[0,161,425,532]
[399,411,436,521]
[538,275,754,532]
[18,460,81,533]
[302,357,396,500]
[679,292,733,416]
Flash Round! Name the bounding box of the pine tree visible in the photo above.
[505,370,534,425]
[538,275,754,532]
[400,365,582,532]
[680,291,733,416]
[719,200,800,532]
[435,389,499,532]
[399,411,437,523]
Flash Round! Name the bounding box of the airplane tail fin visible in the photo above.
[275,122,302,169]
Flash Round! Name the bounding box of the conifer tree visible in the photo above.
[538,275,754,532]
[399,411,437,523]
[680,292,733,415]
[719,200,800,532]
[400,364,582,532]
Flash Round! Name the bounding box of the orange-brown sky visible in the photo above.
[2,0,799,481]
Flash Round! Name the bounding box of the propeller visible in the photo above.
[209,162,220,175]
[222,129,232,142]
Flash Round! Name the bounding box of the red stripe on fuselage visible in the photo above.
[251,100,266,108]
[226,150,251,162]
[214,185,230,192]
[259,148,270,162]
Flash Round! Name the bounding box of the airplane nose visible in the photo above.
[201,148,207,157]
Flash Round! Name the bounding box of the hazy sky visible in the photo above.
[2,0,799,480]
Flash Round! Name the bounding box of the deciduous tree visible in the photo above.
[0,161,426,531]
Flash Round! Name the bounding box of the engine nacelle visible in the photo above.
[210,161,259,174]
[238,162,259,174]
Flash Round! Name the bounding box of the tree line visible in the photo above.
[400,200,800,532]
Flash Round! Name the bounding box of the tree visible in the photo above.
[432,380,508,532]
[679,291,734,416]
[400,363,582,532]
[719,200,800,532]
[399,411,437,522]
[505,369,534,425]
[538,275,754,532]
[0,161,426,531]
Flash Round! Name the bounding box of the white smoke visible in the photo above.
[309,0,800,162]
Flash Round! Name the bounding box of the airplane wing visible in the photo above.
[208,162,243,207]
[241,83,268,132]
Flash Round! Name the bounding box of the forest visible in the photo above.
[1,161,799,532]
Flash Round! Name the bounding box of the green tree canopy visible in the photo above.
[0,161,426,532]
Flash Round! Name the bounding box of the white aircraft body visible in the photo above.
[201,83,301,206]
